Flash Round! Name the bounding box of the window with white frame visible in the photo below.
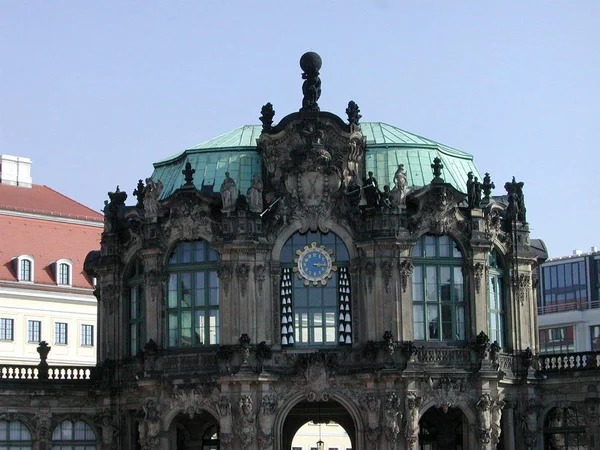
[488,251,506,348]
[55,322,68,344]
[56,259,73,285]
[0,318,14,341]
[15,255,34,282]
[28,320,41,343]
[81,324,94,346]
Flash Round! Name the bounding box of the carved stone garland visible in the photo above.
[399,260,414,293]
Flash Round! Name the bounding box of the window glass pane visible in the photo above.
[426,266,437,302]
[209,272,219,306]
[413,304,425,340]
[453,267,464,302]
[209,311,219,344]
[439,236,450,257]
[181,311,192,346]
[180,273,192,307]
[195,272,206,307]
[440,266,451,301]
[168,274,178,308]
[427,304,439,340]
[425,235,436,257]
[412,266,423,301]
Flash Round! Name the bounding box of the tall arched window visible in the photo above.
[167,241,220,347]
[488,251,505,347]
[280,231,351,347]
[0,419,33,449]
[51,420,97,449]
[412,235,465,341]
[127,259,145,356]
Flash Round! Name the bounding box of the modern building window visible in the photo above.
[488,251,505,348]
[27,320,41,343]
[539,326,574,354]
[55,322,68,345]
[412,235,465,341]
[280,231,351,347]
[0,318,14,341]
[0,419,33,448]
[51,420,97,449]
[127,259,145,356]
[58,262,71,285]
[544,407,586,449]
[81,324,94,346]
[540,260,588,313]
[591,325,600,351]
[167,240,220,347]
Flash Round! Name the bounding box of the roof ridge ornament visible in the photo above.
[346,101,362,126]
[300,52,322,112]
[431,157,444,184]
[182,161,195,187]
[259,102,275,132]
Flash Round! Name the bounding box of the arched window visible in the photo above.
[127,259,145,356]
[15,255,34,282]
[167,241,220,347]
[0,419,33,449]
[488,251,505,348]
[51,420,97,449]
[544,407,586,449]
[412,235,465,341]
[280,231,351,347]
[57,261,72,285]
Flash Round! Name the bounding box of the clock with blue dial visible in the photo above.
[293,242,337,286]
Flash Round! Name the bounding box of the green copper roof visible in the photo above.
[152,122,481,200]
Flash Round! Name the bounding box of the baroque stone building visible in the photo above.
[2,53,599,450]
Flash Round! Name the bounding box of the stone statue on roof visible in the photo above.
[391,164,407,206]
[220,172,238,213]
[247,174,264,214]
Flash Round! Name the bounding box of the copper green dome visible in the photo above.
[151,122,481,200]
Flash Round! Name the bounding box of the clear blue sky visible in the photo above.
[2,1,598,258]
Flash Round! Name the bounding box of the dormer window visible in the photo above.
[55,259,73,286]
[14,255,35,282]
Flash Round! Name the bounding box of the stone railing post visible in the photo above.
[37,341,51,380]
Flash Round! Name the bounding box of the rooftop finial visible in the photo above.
[300,52,322,111]
[182,161,195,187]
[431,157,444,183]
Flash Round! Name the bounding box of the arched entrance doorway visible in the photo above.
[419,407,467,450]
[167,410,220,449]
[282,400,356,450]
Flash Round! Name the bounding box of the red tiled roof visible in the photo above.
[0,183,103,222]
[0,215,102,289]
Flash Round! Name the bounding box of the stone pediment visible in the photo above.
[406,181,467,236]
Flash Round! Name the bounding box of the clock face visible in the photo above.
[293,242,337,286]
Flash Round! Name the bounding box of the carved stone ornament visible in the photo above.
[217,264,233,296]
[476,393,493,444]
[364,261,375,293]
[399,260,414,293]
[237,395,256,449]
[473,262,484,294]
[381,260,393,293]
[405,392,422,445]
[163,197,212,242]
[254,264,266,296]
[99,284,119,316]
[236,263,250,297]
[383,392,402,443]
[518,273,531,305]
[407,183,465,236]
[424,375,467,413]
[172,386,205,419]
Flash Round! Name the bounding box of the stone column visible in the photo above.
[140,248,164,349]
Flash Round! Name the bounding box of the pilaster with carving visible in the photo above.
[405,392,422,450]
